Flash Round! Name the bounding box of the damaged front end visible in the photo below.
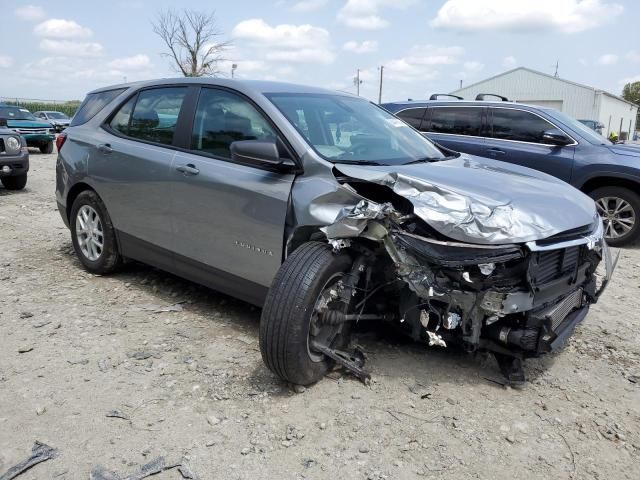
[313,166,616,383]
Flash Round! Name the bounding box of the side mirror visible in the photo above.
[0,118,7,127]
[230,140,296,171]
[542,129,573,146]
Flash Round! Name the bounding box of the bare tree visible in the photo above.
[152,9,231,77]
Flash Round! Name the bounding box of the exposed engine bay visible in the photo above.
[298,165,616,384]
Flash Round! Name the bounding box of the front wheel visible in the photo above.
[1,174,27,190]
[260,242,353,386]
[40,141,54,154]
[590,186,640,247]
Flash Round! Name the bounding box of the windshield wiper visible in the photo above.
[333,160,389,166]
[401,155,455,165]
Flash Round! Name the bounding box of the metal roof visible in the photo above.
[451,67,639,108]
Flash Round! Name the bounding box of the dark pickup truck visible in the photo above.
[0,118,29,190]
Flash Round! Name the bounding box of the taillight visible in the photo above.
[56,132,67,152]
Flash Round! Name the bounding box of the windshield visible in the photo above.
[266,93,446,165]
[545,109,609,145]
[0,106,36,121]
[46,112,69,119]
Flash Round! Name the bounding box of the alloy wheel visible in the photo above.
[75,205,104,261]
[596,196,636,240]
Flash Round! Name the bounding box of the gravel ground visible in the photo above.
[1,151,639,480]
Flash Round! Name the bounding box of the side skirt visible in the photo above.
[117,231,268,307]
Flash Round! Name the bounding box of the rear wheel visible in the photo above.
[1,174,27,190]
[69,190,122,274]
[260,242,353,386]
[590,186,640,247]
[40,141,54,154]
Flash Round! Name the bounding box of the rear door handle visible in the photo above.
[176,164,200,175]
[97,143,113,154]
[487,147,506,156]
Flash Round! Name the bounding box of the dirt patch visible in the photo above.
[1,152,639,479]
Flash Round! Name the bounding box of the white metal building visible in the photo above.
[451,67,638,139]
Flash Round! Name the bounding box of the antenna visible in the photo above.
[553,60,559,77]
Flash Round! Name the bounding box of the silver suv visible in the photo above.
[55,79,614,385]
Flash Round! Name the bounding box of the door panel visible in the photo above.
[169,87,295,288]
[90,131,177,251]
[90,86,188,251]
[170,152,293,287]
[486,107,575,182]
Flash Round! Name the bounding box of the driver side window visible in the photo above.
[190,88,277,159]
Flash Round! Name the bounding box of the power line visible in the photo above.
[378,65,384,104]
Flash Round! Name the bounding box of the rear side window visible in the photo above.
[190,88,277,159]
[426,107,483,136]
[70,88,126,127]
[109,87,187,145]
[397,108,427,130]
[490,108,556,143]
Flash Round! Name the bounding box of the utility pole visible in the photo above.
[378,66,384,104]
[459,79,463,89]
[354,69,363,96]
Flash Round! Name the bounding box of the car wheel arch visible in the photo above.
[66,182,98,223]
[285,226,328,260]
[579,175,640,196]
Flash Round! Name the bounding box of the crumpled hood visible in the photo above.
[335,154,597,245]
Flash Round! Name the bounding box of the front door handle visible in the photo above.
[97,143,113,154]
[176,164,200,175]
[487,147,506,156]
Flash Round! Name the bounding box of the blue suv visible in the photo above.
[383,96,640,246]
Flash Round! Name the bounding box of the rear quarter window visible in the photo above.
[70,88,126,127]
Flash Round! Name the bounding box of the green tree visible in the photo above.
[622,81,640,129]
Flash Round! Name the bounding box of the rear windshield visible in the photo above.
[70,88,126,127]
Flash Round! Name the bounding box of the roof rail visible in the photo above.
[475,93,509,101]
[429,93,464,100]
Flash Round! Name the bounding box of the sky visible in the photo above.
[0,0,639,102]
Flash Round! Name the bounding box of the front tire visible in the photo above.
[590,186,640,247]
[40,141,54,154]
[1,173,27,190]
[69,190,122,274]
[260,242,353,386]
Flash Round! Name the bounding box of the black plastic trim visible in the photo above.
[118,231,268,306]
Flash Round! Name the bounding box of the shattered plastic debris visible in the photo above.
[427,331,447,348]
[0,441,57,480]
[105,410,130,421]
[328,239,352,252]
[478,263,496,276]
[136,303,184,313]
[90,456,197,480]
[419,310,430,328]
[443,312,461,330]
